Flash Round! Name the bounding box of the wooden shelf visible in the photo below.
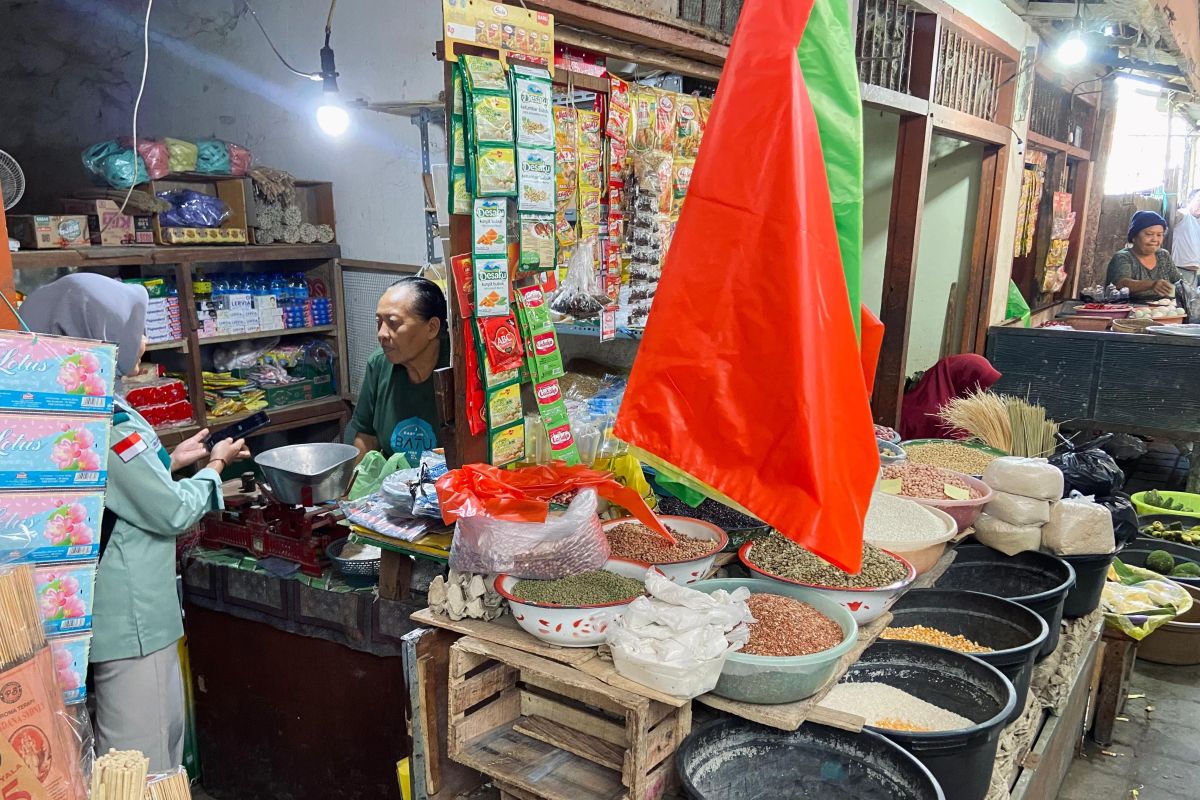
[197,324,338,346]
[144,339,187,352]
[206,395,349,432]
[11,243,340,270]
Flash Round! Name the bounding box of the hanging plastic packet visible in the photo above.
[672,157,696,217]
[489,422,526,466]
[533,379,581,465]
[449,253,474,316]
[474,146,517,197]
[517,148,555,213]
[461,55,509,93]
[607,77,632,142]
[451,117,467,170]
[632,88,658,150]
[486,382,523,431]
[477,315,525,373]
[511,64,554,149]
[471,94,514,145]
[462,320,487,436]
[518,214,555,271]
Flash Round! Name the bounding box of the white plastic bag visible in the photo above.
[984,490,1052,526]
[607,571,752,699]
[983,457,1064,501]
[1042,494,1115,556]
[449,488,610,578]
[973,513,1042,556]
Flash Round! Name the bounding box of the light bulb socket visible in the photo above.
[320,45,339,94]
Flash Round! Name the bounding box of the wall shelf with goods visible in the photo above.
[11,244,351,448]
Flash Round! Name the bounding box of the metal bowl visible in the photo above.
[254,443,358,505]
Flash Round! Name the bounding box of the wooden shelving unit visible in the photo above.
[11,243,351,447]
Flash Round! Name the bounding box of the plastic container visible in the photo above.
[879,439,906,465]
[740,541,916,624]
[690,577,859,704]
[887,589,1047,724]
[677,717,944,800]
[899,472,993,533]
[1122,538,1200,589]
[864,504,958,575]
[933,544,1075,658]
[838,640,1015,800]
[601,515,727,584]
[898,439,1009,478]
[327,536,381,589]
[1137,584,1200,666]
[1060,546,1122,618]
[1131,491,1200,520]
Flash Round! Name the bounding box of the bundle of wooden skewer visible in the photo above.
[145,769,192,800]
[0,565,45,669]
[91,749,149,800]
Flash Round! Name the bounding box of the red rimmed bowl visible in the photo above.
[494,558,658,648]
[898,470,993,532]
[601,516,728,584]
[738,541,917,624]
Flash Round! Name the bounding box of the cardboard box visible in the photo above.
[8,215,91,249]
[0,331,117,414]
[0,413,111,489]
[61,199,154,246]
[263,379,315,408]
[138,177,252,245]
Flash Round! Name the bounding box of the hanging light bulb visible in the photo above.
[1056,29,1088,66]
[314,36,348,136]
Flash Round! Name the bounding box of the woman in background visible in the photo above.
[21,273,248,772]
[900,354,1002,440]
[1106,210,1182,299]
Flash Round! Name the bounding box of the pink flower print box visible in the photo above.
[0,413,111,489]
[0,492,104,564]
[0,331,116,414]
[49,633,91,704]
[34,561,97,635]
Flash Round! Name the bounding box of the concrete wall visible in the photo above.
[0,0,445,265]
[862,110,900,315]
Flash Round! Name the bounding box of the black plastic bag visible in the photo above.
[1176,279,1200,323]
[1050,435,1125,497]
[1096,492,1139,549]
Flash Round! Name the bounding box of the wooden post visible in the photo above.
[0,208,17,329]
[962,142,1010,354]
[1079,81,1119,289]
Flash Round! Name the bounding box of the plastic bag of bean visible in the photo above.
[449,488,611,579]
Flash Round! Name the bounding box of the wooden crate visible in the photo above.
[447,637,690,800]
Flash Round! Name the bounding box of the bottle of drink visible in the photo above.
[193,270,211,303]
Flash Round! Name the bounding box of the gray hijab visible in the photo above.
[21,273,149,376]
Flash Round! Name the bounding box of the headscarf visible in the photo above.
[900,354,1002,441]
[1128,210,1168,243]
[20,273,149,376]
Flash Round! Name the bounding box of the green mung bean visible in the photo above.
[511,570,645,605]
[748,535,908,588]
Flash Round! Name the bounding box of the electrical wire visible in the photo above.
[245,0,321,80]
[112,0,154,221]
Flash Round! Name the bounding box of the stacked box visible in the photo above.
[145,296,183,343]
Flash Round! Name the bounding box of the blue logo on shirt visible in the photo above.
[391,417,437,465]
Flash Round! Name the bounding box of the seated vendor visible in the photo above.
[1105,211,1182,300]
[350,277,450,464]
[900,354,1001,441]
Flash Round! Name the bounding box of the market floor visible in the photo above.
[1060,658,1200,800]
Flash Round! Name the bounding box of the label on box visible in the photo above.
[0,413,110,489]
[49,634,91,705]
[0,492,104,564]
[473,257,510,317]
[33,562,96,635]
[0,332,116,415]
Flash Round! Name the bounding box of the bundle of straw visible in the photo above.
[0,565,45,669]
[91,749,149,800]
[938,390,1060,458]
[146,769,192,800]
[1005,396,1060,458]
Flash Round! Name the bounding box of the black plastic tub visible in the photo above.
[933,544,1075,658]
[837,640,1016,800]
[889,589,1047,724]
[1123,538,1200,589]
[677,717,944,800]
[1060,546,1122,618]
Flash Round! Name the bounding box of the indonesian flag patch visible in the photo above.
[112,432,148,462]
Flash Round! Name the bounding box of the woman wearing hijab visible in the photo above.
[899,354,1002,440]
[21,273,249,772]
[1106,210,1183,299]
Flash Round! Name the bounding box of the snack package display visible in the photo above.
[488,422,526,467]
[518,214,555,271]
[0,331,117,414]
[674,95,702,157]
[0,413,111,489]
[517,148,555,213]
[0,491,104,565]
[511,65,554,149]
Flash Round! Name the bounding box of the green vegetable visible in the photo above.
[1169,562,1200,578]
[1143,490,1196,514]
[1141,521,1200,545]
[1146,550,1176,575]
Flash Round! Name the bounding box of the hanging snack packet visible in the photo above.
[675,95,702,157]
[528,329,565,382]
[451,168,472,215]
[462,321,486,436]
[577,109,603,152]
[474,257,509,316]
[698,97,714,134]
[461,55,509,93]
[473,198,508,257]
[475,147,517,196]
[607,76,632,142]
[473,319,521,388]
[486,382,523,430]
[534,379,581,465]
[672,157,696,216]
[452,65,466,116]
[654,90,678,153]
[517,148,555,213]
[471,95,514,145]
[516,284,553,333]
[632,88,658,150]
[489,421,526,467]
[449,253,474,316]
[519,214,556,271]
[511,65,554,149]
[478,314,525,373]
[451,117,467,169]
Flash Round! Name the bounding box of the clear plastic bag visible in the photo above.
[449,488,610,578]
[983,490,1052,526]
[1103,558,1193,640]
[157,189,231,228]
[550,238,608,319]
[1042,493,1115,556]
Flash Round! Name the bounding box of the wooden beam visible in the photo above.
[931,104,1012,145]
[912,0,1021,62]
[860,83,931,116]
[1026,130,1091,161]
[1065,158,1093,299]
[554,27,721,81]
[1079,81,1120,288]
[964,144,1011,354]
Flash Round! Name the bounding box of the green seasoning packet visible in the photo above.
[451,117,467,169]
[472,197,507,257]
[472,94,515,146]
[527,329,565,382]
[486,382,523,431]
[452,65,466,116]
[517,148,555,213]
[518,214,555,271]
[533,379,581,465]
[489,421,526,467]
[515,284,552,333]
[461,55,509,94]
[450,168,471,215]
[511,65,554,149]
[475,146,517,197]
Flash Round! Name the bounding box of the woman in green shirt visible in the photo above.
[1106,210,1182,299]
[21,273,249,771]
[351,277,449,464]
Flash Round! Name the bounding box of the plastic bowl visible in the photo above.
[494,558,656,647]
[898,439,1008,478]
[690,577,858,703]
[739,541,917,624]
[878,439,907,465]
[601,516,728,584]
[1123,540,1200,589]
[1132,491,1200,520]
[896,470,993,533]
[326,536,381,589]
[864,504,958,575]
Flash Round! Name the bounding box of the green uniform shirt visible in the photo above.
[350,341,449,463]
[92,403,223,663]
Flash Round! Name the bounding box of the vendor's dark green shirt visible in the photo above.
[351,340,449,462]
[1105,248,1182,289]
